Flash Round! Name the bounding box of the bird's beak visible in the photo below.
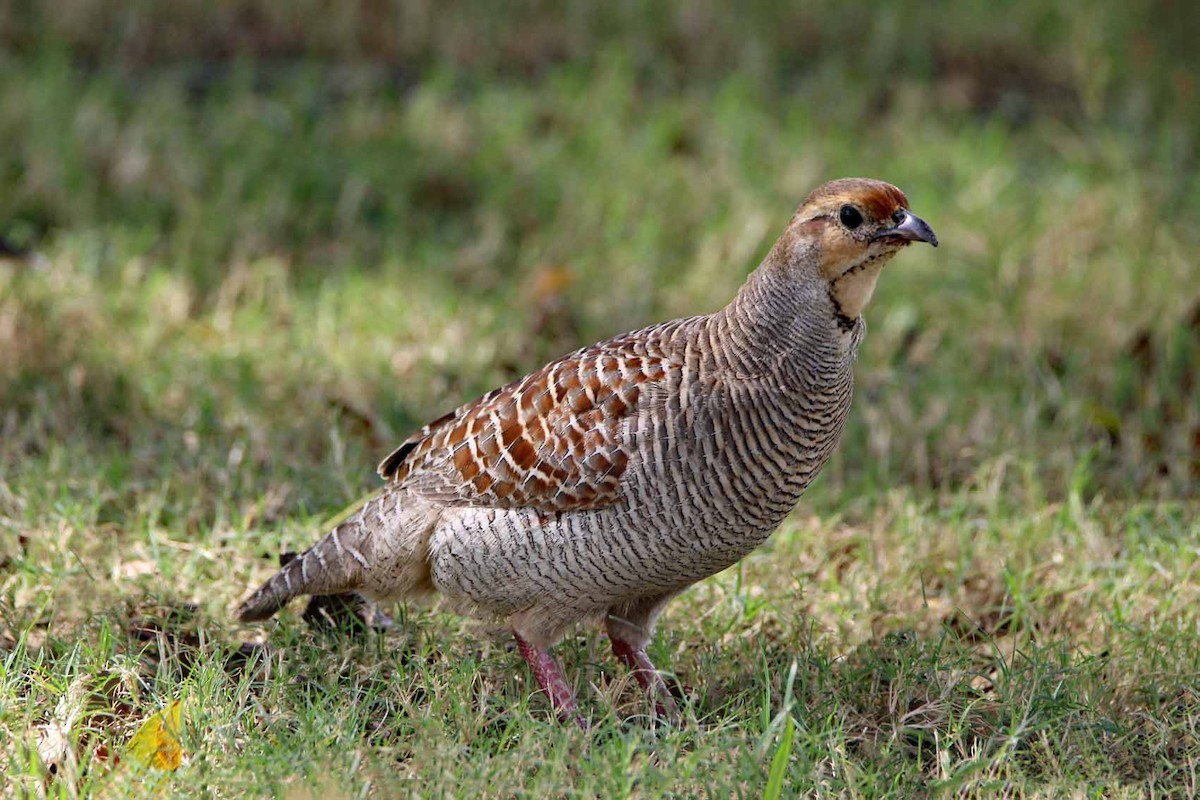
[873,209,938,247]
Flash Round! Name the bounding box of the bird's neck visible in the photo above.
[710,264,862,380]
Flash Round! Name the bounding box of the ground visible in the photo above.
[1,2,1198,796]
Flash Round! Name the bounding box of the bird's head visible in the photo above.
[771,177,937,324]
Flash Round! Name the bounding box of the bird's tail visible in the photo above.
[236,488,434,622]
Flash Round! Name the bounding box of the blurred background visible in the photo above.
[1,3,1199,793]
[1,0,1197,572]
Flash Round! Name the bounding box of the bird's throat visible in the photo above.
[828,253,891,322]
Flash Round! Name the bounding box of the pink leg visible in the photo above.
[610,638,678,719]
[512,632,586,728]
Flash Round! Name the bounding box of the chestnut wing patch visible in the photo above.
[379,341,671,512]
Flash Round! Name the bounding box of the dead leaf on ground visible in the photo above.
[126,700,185,771]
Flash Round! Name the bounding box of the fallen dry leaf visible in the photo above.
[126,700,185,771]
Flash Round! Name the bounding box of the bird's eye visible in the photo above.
[839,205,864,230]
[891,209,906,224]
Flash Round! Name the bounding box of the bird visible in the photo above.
[236,177,937,724]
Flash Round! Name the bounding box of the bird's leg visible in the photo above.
[610,637,678,719]
[606,594,681,720]
[512,632,586,728]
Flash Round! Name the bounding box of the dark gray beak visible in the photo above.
[874,209,938,247]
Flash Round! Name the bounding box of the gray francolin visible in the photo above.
[237,177,937,724]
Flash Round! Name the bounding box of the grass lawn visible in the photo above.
[2,2,1198,796]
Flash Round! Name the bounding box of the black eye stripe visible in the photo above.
[839,205,864,230]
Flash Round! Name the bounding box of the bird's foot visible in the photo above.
[512,632,587,728]
[610,639,679,721]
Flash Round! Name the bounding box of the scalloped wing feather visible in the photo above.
[378,328,682,512]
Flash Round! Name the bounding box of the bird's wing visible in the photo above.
[378,324,688,512]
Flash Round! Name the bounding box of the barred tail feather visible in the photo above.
[236,522,371,621]
[236,488,437,623]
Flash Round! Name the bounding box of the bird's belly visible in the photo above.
[426,488,794,624]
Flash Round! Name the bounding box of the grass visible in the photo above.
[1,1,1199,796]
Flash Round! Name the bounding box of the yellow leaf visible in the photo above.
[127,700,184,770]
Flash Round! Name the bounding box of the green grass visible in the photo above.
[2,1,1199,796]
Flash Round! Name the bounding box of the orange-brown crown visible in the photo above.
[801,177,909,219]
